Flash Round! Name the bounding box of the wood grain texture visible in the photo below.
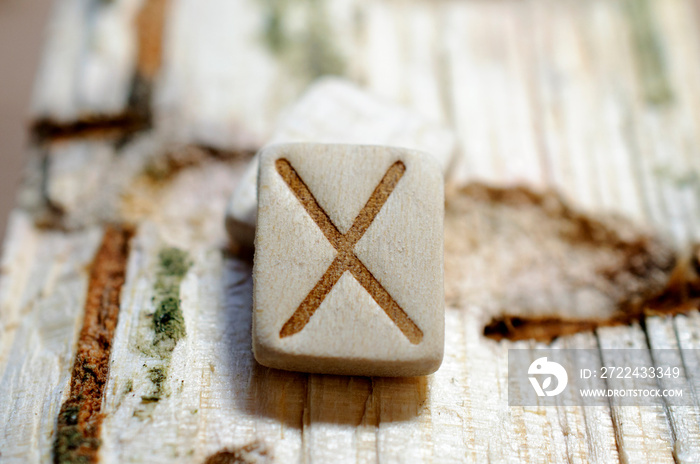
[3,0,700,462]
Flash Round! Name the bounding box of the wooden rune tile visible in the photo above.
[253,143,444,377]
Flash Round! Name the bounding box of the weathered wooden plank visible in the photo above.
[447,2,695,464]
[357,0,448,125]
[155,0,355,151]
[538,3,699,462]
[645,316,700,464]
[98,156,254,462]
[53,225,133,464]
[0,216,103,462]
[5,0,700,462]
[617,3,700,463]
[597,325,675,464]
[442,0,545,189]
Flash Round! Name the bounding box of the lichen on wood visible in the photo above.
[152,247,191,350]
[625,0,673,105]
[142,145,253,182]
[135,247,191,404]
[258,0,346,79]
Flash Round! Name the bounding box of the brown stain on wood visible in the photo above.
[484,248,700,342]
[143,145,254,182]
[470,183,700,342]
[645,245,700,311]
[31,114,151,144]
[53,225,134,464]
[202,442,269,464]
[484,316,606,343]
[444,183,682,343]
[135,0,169,80]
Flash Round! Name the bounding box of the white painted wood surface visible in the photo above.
[2,0,700,463]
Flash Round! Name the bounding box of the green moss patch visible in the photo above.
[151,247,191,354]
[140,365,168,402]
[259,0,346,80]
[136,247,191,406]
[626,0,673,105]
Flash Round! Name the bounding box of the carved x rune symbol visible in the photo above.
[275,158,423,345]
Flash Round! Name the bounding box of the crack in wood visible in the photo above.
[53,225,134,464]
[30,112,151,144]
[275,158,423,344]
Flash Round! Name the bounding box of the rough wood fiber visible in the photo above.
[253,144,444,376]
[3,0,700,463]
[0,219,103,462]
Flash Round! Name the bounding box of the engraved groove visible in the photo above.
[344,161,406,248]
[275,158,345,249]
[275,158,423,344]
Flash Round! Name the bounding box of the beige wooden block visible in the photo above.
[226,77,455,247]
[253,143,444,377]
